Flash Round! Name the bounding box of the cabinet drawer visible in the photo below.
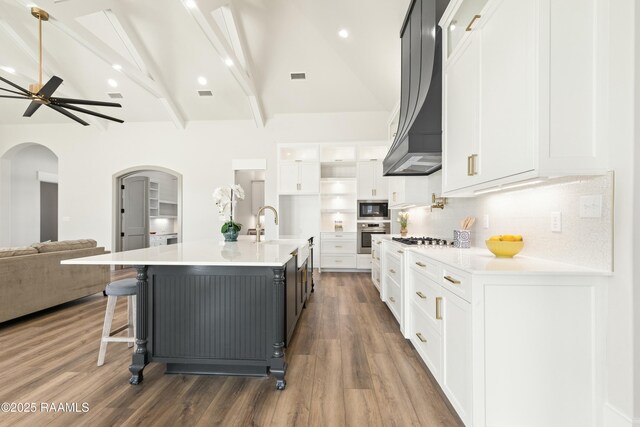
[385,255,401,284]
[410,301,442,382]
[409,254,441,282]
[371,267,381,291]
[386,279,401,321]
[409,269,442,330]
[441,266,471,302]
[322,240,356,253]
[321,254,356,269]
[357,255,373,270]
[321,232,356,240]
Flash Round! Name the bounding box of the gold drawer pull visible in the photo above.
[389,297,396,303]
[466,14,481,31]
[397,250,404,254]
[416,333,427,343]
[376,241,382,245]
[335,245,343,248]
[467,155,473,176]
[416,291,426,299]
[415,262,426,268]
[389,269,396,274]
[436,297,442,320]
[444,275,461,284]
[376,257,380,260]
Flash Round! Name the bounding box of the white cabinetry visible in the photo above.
[278,161,320,195]
[403,249,605,426]
[389,171,441,209]
[320,232,356,269]
[356,161,387,200]
[440,0,608,196]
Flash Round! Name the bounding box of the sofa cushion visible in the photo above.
[31,239,97,253]
[0,246,39,258]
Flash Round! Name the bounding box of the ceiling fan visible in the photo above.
[0,7,123,126]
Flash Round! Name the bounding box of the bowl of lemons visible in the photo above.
[485,235,524,258]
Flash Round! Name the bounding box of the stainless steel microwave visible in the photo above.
[357,200,389,221]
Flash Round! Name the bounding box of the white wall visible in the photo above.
[0,111,388,249]
[0,144,58,247]
[393,173,614,271]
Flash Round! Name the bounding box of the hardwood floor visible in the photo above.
[0,270,461,426]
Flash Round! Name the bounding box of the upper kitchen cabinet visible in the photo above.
[357,161,388,200]
[389,170,442,209]
[320,145,357,163]
[441,0,609,196]
[278,144,320,195]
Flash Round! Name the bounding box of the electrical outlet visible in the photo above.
[579,195,603,218]
[550,211,562,232]
[483,214,489,229]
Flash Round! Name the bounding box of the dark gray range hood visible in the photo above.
[383,0,443,176]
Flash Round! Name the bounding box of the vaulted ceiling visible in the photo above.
[0,0,409,128]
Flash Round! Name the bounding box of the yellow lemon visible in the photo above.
[489,235,501,241]
[501,235,518,242]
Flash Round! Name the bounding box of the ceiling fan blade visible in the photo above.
[0,87,28,96]
[23,101,43,117]
[0,75,30,95]
[0,95,30,99]
[47,104,89,126]
[50,97,122,108]
[55,102,124,123]
[38,76,63,98]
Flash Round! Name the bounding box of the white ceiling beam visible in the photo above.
[104,8,185,129]
[0,16,107,130]
[183,0,265,127]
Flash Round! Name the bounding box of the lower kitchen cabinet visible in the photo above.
[321,232,356,269]
[441,286,472,424]
[402,250,606,427]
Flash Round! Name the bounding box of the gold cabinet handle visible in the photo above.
[416,291,427,299]
[335,260,342,263]
[444,275,461,284]
[376,257,380,260]
[416,333,427,343]
[389,269,396,274]
[466,14,481,31]
[467,155,473,176]
[335,245,343,248]
[392,191,397,202]
[376,241,382,245]
[471,154,478,175]
[436,297,442,320]
[415,261,426,268]
[397,250,404,254]
[389,297,396,303]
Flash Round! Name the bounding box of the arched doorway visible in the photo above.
[0,143,58,247]
[112,166,183,254]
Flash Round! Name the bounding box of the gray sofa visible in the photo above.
[0,239,110,323]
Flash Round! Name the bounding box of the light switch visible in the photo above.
[579,195,603,218]
[550,211,562,232]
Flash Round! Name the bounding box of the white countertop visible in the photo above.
[375,235,610,276]
[61,239,310,267]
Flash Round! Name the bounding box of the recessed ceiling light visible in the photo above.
[112,64,122,71]
[107,79,118,88]
[197,76,207,85]
[0,66,16,74]
[338,29,349,38]
[224,58,234,67]
[449,21,457,31]
[184,0,197,9]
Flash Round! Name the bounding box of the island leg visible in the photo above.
[270,267,287,390]
[129,265,149,385]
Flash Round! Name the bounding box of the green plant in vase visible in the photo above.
[212,184,245,241]
[398,211,409,237]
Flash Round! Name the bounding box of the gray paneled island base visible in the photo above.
[62,238,313,389]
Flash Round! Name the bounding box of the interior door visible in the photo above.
[40,182,58,242]
[122,176,149,251]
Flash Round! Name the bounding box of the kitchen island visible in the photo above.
[62,239,312,389]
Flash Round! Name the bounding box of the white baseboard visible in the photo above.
[604,402,640,427]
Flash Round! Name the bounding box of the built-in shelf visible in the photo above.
[320,177,357,182]
[151,215,178,219]
[321,209,356,214]
[321,193,357,197]
[159,200,178,205]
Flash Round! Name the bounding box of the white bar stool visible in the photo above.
[97,278,137,366]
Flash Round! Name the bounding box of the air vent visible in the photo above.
[107,92,123,99]
[290,72,306,80]
[198,90,214,97]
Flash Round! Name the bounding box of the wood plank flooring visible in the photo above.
[0,270,461,426]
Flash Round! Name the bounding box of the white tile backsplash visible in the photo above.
[391,173,613,270]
